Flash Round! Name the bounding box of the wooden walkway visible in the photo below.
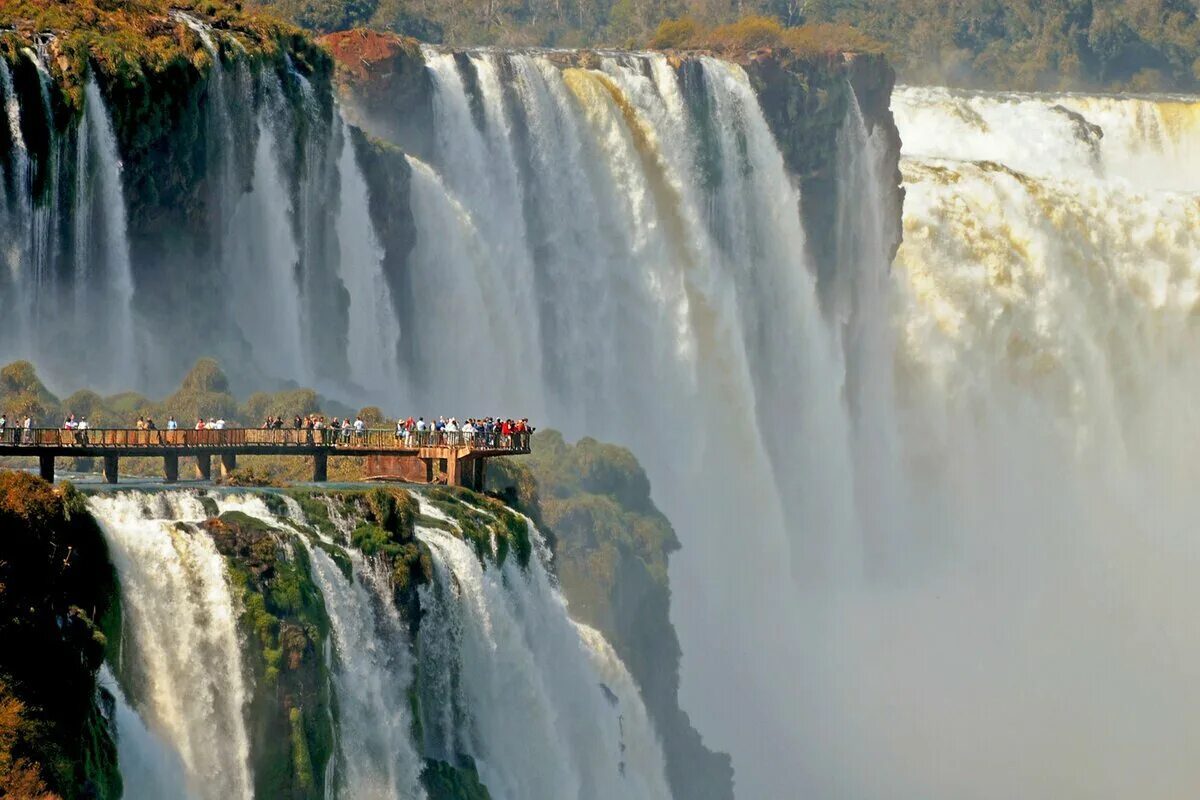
[0,428,531,487]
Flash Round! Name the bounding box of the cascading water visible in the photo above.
[401,52,858,797]
[88,488,669,800]
[89,492,255,800]
[98,664,192,799]
[83,76,137,386]
[415,512,672,800]
[335,118,404,402]
[301,539,426,799]
[0,55,33,349]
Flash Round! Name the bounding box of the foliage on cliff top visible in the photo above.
[0,473,121,799]
[650,15,885,59]
[0,0,326,106]
[822,0,1200,92]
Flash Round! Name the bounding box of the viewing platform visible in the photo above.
[0,429,531,488]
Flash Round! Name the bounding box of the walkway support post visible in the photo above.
[39,455,54,483]
[195,453,212,481]
[102,455,119,485]
[220,453,237,480]
[312,452,328,483]
[163,454,179,484]
[444,451,462,487]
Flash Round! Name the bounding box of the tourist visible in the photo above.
[353,416,365,439]
[22,415,32,445]
[195,418,205,430]
[76,416,89,445]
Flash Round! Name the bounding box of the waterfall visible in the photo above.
[98,664,192,799]
[89,492,255,800]
[336,119,404,401]
[1,56,33,356]
[83,76,137,387]
[415,514,672,800]
[301,539,426,799]
[85,488,667,800]
[402,53,857,797]
[225,75,308,382]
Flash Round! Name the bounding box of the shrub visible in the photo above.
[780,23,887,57]
[650,16,700,49]
[706,16,783,51]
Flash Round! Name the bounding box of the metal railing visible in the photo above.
[0,427,532,451]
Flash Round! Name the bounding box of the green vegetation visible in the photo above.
[426,486,533,569]
[0,0,326,108]
[421,757,492,800]
[0,472,122,799]
[205,511,336,797]
[255,0,1200,91]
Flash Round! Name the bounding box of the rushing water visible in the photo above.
[90,492,255,800]
[88,490,667,799]
[415,510,672,800]
[303,539,426,799]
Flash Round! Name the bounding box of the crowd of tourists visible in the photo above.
[0,409,533,450]
[393,416,532,448]
[256,414,533,449]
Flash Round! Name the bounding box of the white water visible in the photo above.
[87,487,667,800]
[797,87,1200,800]
[89,492,255,800]
[336,119,404,401]
[404,52,852,797]
[83,77,137,387]
[225,76,308,383]
[1,56,34,356]
[302,539,426,799]
[416,514,672,800]
[400,55,1200,800]
[98,664,193,799]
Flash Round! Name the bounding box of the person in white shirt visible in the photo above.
[215,418,226,430]
[167,416,178,431]
[76,416,89,445]
[353,417,365,439]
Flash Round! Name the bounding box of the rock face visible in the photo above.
[0,474,121,799]
[741,48,904,289]
[321,30,433,162]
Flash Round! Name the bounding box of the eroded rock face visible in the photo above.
[743,48,904,287]
[320,30,434,161]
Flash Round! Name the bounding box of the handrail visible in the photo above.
[0,427,532,451]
